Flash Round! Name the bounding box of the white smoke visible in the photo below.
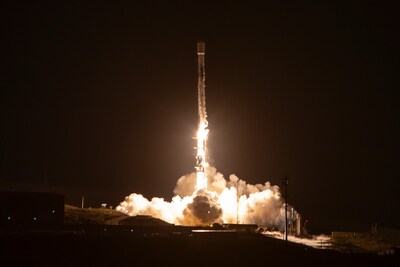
[117,166,294,229]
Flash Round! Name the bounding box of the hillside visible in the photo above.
[64,205,127,224]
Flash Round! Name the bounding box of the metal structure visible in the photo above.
[197,42,206,127]
[282,176,289,244]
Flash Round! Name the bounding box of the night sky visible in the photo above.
[2,2,398,232]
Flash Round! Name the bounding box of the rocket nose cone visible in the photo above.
[197,42,205,55]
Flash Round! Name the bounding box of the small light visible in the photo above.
[33,217,37,221]
[131,229,134,232]
[52,210,55,213]
[8,216,11,220]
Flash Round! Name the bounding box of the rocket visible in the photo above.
[195,42,208,191]
[197,42,207,125]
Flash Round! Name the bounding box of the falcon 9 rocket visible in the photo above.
[195,42,208,191]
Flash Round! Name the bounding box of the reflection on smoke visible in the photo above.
[117,167,295,229]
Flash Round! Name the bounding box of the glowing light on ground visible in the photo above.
[263,230,332,249]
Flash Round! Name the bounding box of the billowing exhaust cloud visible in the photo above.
[182,193,222,225]
[117,167,293,229]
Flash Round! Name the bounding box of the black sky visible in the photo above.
[2,1,399,232]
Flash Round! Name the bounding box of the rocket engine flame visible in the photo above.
[195,122,208,191]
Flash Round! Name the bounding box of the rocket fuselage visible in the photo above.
[197,42,207,125]
[195,42,208,191]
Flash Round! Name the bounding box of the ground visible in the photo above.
[0,206,398,266]
[1,230,398,267]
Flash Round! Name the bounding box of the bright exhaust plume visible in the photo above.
[117,167,291,228]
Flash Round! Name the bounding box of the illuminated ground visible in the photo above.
[263,230,332,249]
[1,229,398,267]
[1,206,397,266]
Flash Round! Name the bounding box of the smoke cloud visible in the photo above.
[117,167,295,229]
[182,193,222,225]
